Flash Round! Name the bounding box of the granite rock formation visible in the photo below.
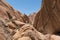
[33,0,60,35]
[0,0,29,40]
[0,0,60,40]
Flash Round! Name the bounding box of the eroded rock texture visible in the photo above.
[0,0,60,40]
[33,0,60,34]
[13,24,60,40]
[13,24,45,40]
[0,0,29,40]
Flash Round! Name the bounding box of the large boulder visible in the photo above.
[18,37,31,40]
[13,23,60,40]
[13,24,44,40]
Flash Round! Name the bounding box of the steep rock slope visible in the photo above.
[29,13,36,24]
[0,0,30,40]
[21,14,30,23]
[33,0,60,34]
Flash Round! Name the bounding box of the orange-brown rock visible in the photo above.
[0,0,60,40]
[29,13,36,24]
[13,24,44,40]
[0,0,30,31]
[0,0,26,40]
[33,0,60,34]
[18,37,31,40]
[13,23,60,40]
[0,0,30,23]
[0,25,12,40]
[21,14,30,23]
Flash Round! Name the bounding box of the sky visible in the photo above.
[6,0,42,15]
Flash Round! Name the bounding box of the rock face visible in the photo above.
[0,0,30,23]
[33,0,60,34]
[13,24,60,40]
[13,24,42,40]
[21,14,30,23]
[0,0,60,40]
[29,13,36,24]
[0,0,29,40]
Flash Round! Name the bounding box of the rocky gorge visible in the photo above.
[0,0,60,40]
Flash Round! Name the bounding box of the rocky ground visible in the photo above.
[0,0,60,40]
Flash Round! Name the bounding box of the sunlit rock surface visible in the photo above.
[33,0,60,34]
[0,0,60,40]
